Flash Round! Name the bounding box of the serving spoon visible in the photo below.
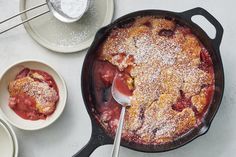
[111,74,132,157]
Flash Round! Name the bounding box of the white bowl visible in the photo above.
[0,60,67,130]
[0,117,18,157]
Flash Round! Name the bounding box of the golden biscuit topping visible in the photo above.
[96,16,214,144]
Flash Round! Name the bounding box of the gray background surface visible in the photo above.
[0,0,235,156]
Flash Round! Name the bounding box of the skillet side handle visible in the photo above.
[179,7,224,49]
[73,122,112,157]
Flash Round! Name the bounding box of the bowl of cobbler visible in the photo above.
[0,60,67,130]
[76,8,224,155]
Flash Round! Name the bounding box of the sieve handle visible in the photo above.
[0,2,48,35]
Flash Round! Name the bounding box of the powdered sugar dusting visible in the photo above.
[99,16,214,144]
[50,0,88,18]
[23,80,58,106]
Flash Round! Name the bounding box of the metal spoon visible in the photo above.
[0,0,90,34]
[111,74,131,157]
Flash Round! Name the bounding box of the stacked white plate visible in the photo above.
[0,116,18,157]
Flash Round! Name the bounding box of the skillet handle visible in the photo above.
[73,122,112,157]
[72,136,100,157]
[179,7,224,49]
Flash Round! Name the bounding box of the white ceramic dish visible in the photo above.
[19,0,114,53]
[0,117,18,157]
[0,60,67,130]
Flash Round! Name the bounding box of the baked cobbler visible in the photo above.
[93,16,214,144]
[8,68,59,120]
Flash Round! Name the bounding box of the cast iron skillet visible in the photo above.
[74,7,224,157]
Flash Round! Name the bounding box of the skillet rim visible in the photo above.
[80,8,224,153]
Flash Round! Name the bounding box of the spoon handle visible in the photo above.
[111,106,126,157]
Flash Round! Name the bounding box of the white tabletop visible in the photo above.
[0,0,235,157]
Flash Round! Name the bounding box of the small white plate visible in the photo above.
[0,60,67,130]
[19,0,114,53]
[0,117,18,157]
